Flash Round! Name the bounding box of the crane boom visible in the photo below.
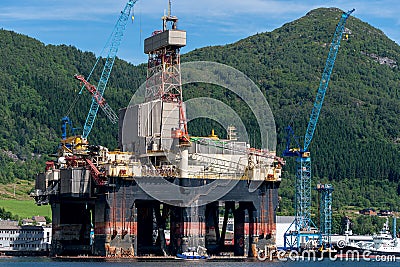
[82,0,138,139]
[303,9,354,151]
[74,74,118,124]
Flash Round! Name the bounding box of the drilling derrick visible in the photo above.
[144,8,185,102]
[144,3,188,147]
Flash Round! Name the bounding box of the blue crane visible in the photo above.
[81,0,138,139]
[283,9,354,250]
[316,183,334,244]
[61,116,74,140]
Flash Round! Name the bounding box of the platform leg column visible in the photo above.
[170,206,184,255]
[248,205,258,257]
[234,203,245,256]
[205,202,220,255]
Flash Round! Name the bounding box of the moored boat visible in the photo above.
[356,217,400,256]
[176,247,208,260]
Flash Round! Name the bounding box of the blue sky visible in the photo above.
[1,0,399,65]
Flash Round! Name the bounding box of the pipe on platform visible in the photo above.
[180,149,189,178]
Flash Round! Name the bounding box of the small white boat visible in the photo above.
[176,246,208,260]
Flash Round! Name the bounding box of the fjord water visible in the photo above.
[0,257,398,267]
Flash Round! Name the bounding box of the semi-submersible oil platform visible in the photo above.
[32,2,283,258]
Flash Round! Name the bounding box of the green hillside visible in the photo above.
[0,7,400,217]
[0,29,146,184]
[184,8,400,214]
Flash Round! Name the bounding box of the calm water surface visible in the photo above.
[0,257,399,267]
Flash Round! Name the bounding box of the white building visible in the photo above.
[276,216,295,249]
[0,220,51,255]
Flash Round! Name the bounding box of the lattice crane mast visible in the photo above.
[81,0,138,139]
[316,183,334,244]
[283,9,354,249]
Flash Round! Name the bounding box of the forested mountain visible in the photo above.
[1,7,400,214]
[0,29,146,182]
[184,8,400,213]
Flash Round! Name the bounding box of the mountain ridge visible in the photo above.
[0,7,399,213]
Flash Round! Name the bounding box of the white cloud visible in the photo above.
[2,0,398,26]
[1,0,398,55]
[0,0,128,21]
[138,0,311,18]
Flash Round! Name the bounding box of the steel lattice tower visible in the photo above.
[144,2,186,103]
[317,184,334,244]
[296,157,312,231]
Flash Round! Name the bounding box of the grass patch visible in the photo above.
[0,179,34,201]
[0,199,51,219]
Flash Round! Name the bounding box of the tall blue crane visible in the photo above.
[283,9,354,250]
[81,0,138,139]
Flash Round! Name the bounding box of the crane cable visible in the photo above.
[64,19,119,118]
[288,100,303,130]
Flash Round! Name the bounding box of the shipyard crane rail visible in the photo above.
[74,74,118,124]
[82,0,138,139]
[283,8,354,250]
